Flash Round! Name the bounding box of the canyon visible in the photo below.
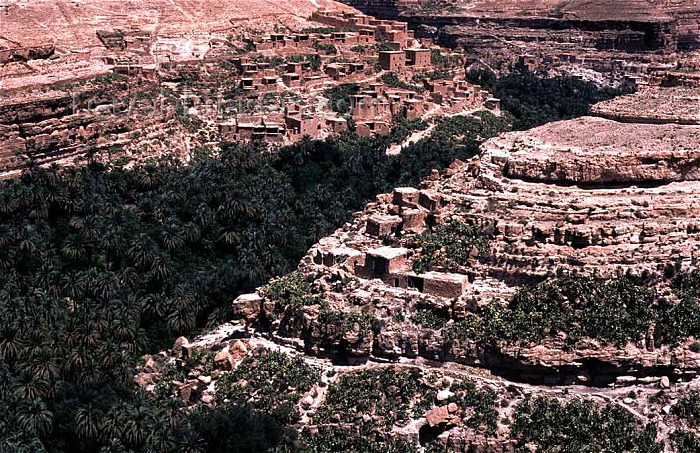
[3,0,700,451]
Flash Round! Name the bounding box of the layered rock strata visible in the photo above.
[591,86,700,124]
[233,112,700,385]
[344,0,700,81]
[0,82,183,174]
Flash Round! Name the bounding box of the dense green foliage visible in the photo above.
[0,113,509,452]
[313,43,337,55]
[670,390,700,453]
[260,271,320,319]
[381,72,423,92]
[671,430,700,453]
[672,390,700,426]
[449,277,664,347]
[191,349,319,453]
[215,350,319,425]
[445,380,498,434]
[309,369,497,451]
[314,368,430,428]
[386,116,429,145]
[512,397,662,453]
[411,221,492,274]
[411,309,451,329]
[318,309,373,339]
[301,426,418,453]
[659,271,700,344]
[467,70,635,130]
[323,83,360,113]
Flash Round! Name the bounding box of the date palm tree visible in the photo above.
[17,398,53,437]
[74,404,102,442]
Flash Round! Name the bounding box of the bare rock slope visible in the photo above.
[0,0,353,52]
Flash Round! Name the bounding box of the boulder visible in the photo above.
[173,336,189,358]
[214,347,232,371]
[426,405,461,427]
[232,293,263,324]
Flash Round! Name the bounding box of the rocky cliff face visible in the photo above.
[344,0,700,81]
[592,86,700,124]
[0,0,355,51]
[0,82,186,174]
[229,91,700,385]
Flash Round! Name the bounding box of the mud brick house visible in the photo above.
[325,63,349,80]
[363,247,408,276]
[314,246,365,268]
[286,62,304,74]
[357,29,376,43]
[292,34,313,47]
[285,112,322,139]
[405,48,431,67]
[392,187,420,206]
[484,98,501,111]
[326,117,348,133]
[401,208,428,233]
[351,93,390,119]
[241,77,258,91]
[403,98,424,120]
[366,214,402,237]
[282,72,301,86]
[378,50,405,71]
[418,190,442,211]
[356,120,391,137]
[420,272,469,298]
[391,271,469,298]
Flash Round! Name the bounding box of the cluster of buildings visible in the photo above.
[313,185,471,300]
[213,50,492,142]
[215,74,492,143]
[218,107,349,144]
[251,30,376,52]
[247,10,417,54]
[88,8,496,146]
[312,10,413,49]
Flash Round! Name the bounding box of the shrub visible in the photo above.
[215,350,320,423]
[671,430,700,453]
[261,271,320,316]
[447,277,661,347]
[512,397,661,452]
[412,221,492,274]
[319,309,373,338]
[314,368,426,428]
[301,426,418,453]
[411,309,451,329]
[447,380,498,434]
[672,390,700,426]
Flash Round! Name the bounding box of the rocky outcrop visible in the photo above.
[490,117,700,184]
[231,101,700,384]
[592,86,700,124]
[0,81,187,174]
